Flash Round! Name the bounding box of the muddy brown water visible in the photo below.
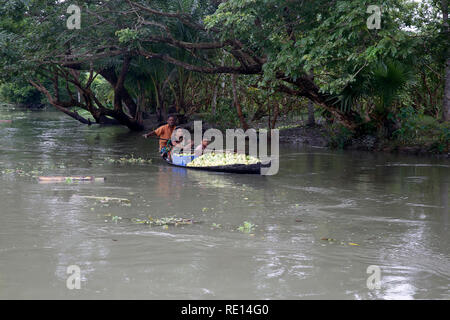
[0,105,449,299]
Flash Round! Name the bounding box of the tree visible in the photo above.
[124,0,428,132]
[0,0,447,134]
[442,0,450,121]
[0,1,148,129]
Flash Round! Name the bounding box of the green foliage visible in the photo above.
[115,28,139,43]
[206,0,418,95]
[237,221,256,233]
[394,107,450,153]
[337,60,414,115]
[276,124,302,131]
[104,154,153,165]
[327,124,354,149]
[394,106,417,141]
[205,97,240,129]
[370,60,414,111]
[0,81,42,105]
[71,107,95,122]
[0,0,447,141]
[90,76,114,108]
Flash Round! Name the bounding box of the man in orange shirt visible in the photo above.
[142,115,176,155]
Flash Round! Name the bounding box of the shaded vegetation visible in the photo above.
[0,0,448,152]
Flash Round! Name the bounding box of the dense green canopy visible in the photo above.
[0,0,448,138]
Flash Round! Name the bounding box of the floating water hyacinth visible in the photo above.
[131,217,194,227]
[187,152,260,167]
[237,221,256,233]
[81,196,131,204]
[111,216,122,223]
[321,237,360,246]
[105,154,152,165]
[38,176,105,183]
[1,167,44,178]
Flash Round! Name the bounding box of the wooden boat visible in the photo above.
[165,158,267,174]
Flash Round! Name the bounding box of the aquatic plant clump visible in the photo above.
[1,167,43,178]
[80,196,131,205]
[187,152,260,167]
[104,155,152,165]
[131,217,194,227]
[237,221,256,233]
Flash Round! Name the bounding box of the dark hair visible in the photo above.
[168,115,176,120]
[173,126,184,142]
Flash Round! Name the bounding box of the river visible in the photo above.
[0,105,448,299]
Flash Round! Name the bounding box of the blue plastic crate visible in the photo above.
[172,153,195,166]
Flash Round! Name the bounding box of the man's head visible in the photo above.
[174,127,184,141]
[201,138,211,148]
[167,115,176,127]
[175,127,183,135]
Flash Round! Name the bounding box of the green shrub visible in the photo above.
[394,107,449,153]
[204,97,240,129]
[327,124,354,149]
[0,81,42,105]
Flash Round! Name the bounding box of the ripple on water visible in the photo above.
[1,109,449,299]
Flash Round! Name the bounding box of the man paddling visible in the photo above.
[164,127,194,161]
[142,115,177,158]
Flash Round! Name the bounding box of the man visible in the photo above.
[171,127,194,153]
[194,138,211,157]
[143,115,176,156]
[165,127,194,161]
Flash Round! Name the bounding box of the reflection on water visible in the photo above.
[0,105,449,299]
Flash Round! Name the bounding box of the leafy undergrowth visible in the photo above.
[392,110,449,154]
[325,110,449,154]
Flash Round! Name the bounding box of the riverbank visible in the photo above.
[277,124,449,157]
[2,103,447,157]
[127,115,450,157]
[192,113,449,157]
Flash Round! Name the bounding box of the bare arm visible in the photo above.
[172,140,194,153]
[142,130,156,138]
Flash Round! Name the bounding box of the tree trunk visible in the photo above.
[443,0,450,121]
[271,102,280,129]
[306,72,316,126]
[444,58,450,121]
[211,75,220,117]
[98,63,144,131]
[98,67,139,119]
[231,73,249,130]
[307,100,315,126]
[29,80,91,125]
[155,84,164,122]
[277,73,361,130]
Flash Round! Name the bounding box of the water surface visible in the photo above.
[0,106,448,299]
